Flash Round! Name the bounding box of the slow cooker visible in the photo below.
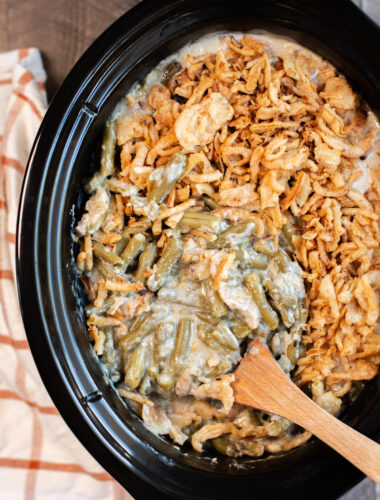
[17,1,380,498]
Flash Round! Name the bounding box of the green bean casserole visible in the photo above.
[75,33,380,457]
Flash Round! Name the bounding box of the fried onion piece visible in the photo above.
[175,92,233,151]
[321,76,356,110]
[327,360,378,385]
[192,422,236,452]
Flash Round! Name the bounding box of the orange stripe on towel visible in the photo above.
[14,91,43,120]
[0,390,59,416]
[0,335,29,349]
[1,155,25,174]
[0,270,13,280]
[0,457,113,482]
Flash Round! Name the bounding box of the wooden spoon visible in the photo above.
[232,339,380,484]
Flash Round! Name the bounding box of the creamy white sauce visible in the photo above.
[353,111,380,193]
[147,299,240,383]
[268,260,305,300]
[218,282,260,329]
[177,31,325,71]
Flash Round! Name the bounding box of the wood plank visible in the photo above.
[0,1,6,50]
[0,0,140,98]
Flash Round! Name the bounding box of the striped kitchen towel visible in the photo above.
[0,47,132,500]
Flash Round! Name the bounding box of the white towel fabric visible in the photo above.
[0,47,132,500]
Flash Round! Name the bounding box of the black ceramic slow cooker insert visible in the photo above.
[17,1,380,498]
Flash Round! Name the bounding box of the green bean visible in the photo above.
[236,249,268,270]
[93,242,124,266]
[266,418,293,437]
[170,319,193,375]
[262,278,297,327]
[135,243,157,283]
[124,343,148,390]
[286,344,298,366]
[202,195,221,210]
[102,328,121,382]
[121,233,146,267]
[179,212,221,232]
[278,302,296,328]
[148,321,175,377]
[210,322,239,352]
[281,224,296,251]
[275,248,291,273]
[241,440,265,457]
[229,320,251,340]
[199,322,238,352]
[205,359,232,379]
[212,437,231,455]
[208,220,255,249]
[156,371,175,392]
[120,311,162,353]
[198,323,224,352]
[121,218,152,236]
[254,239,277,258]
[195,311,219,326]
[244,272,279,330]
[94,258,124,280]
[197,323,215,347]
[260,277,276,295]
[147,153,187,203]
[114,236,129,256]
[115,219,151,256]
[86,297,113,316]
[297,307,308,323]
[160,61,182,86]
[213,436,264,457]
[253,321,271,338]
[138,374,151,395]
[99,121,116,178]
[202,279,227,318]
[263,278,297,309]
[147,235,184,291]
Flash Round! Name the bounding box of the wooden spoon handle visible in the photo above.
[292,399,380,484]
[233,346,380,484]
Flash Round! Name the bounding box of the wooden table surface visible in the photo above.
[0,0,379,498]
[0,0,140,99]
